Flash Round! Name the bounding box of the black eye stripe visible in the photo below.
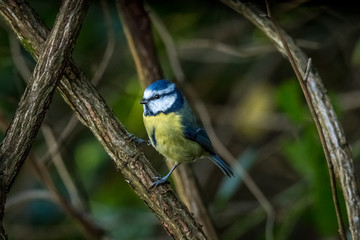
[149,90,176,100]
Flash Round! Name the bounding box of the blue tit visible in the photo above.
[140,79,234,187]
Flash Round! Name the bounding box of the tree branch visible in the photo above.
[117,1,221,238]
[148,5,275,239]
[0,108,110,240]
[0,0,206,239]
[40,0,115,167]
[0,0,90,238]
[220,1,360,239]
[116,0,163,87]
[29,154,108,240]
[265,2,346,238]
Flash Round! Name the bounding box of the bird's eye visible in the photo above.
[154,94,160,99]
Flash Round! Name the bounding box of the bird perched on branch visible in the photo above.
[140,79,234,187]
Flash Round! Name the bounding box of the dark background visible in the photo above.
[1,1,360,239]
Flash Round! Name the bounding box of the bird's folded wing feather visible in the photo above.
[184,126,216,155]
[179,104,216,155]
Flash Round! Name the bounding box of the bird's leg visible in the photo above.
[127,133,151,146]
[151,162,180,187]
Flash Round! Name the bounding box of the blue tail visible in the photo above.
[210,155,234,177]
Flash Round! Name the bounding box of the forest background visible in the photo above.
[0,1,360,239]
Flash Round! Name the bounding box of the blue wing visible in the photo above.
[180,105,234,177]
[184,126,215,155]
[179,104,215,154]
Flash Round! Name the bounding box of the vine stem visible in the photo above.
[264,2,346,239]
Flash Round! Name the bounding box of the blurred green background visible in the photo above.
[1,0,360,239]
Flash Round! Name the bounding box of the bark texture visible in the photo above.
[220,1,360,239]
[116,0,163,87]
[116,0,219,239]
[0,0,90,237]
[0,1,206,239]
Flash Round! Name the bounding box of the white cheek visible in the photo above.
[151,95,176,113]
[162,95,176,108]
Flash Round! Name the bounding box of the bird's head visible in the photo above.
[141,79,184,116]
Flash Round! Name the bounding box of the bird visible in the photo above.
[140,79,234,187]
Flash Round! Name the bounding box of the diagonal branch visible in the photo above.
[116,0,163,87]
[41,0,115,166]
[148,6,275,239]
[0,0,90,238]
[117,1,218,239]
[264,3,346,239]
[0,110,107,240]
[0,1,206,239]
[220,1,360,239]
[29,154,107,240]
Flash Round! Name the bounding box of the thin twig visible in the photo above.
[196,103,275,240]
[147,7,222,240]
[9,11,91,216]
[5,190,55,212]
[0,111,108,240]
[0,1,208,238]
[9,34,32,81]
[303,58,312,82]
[9,33,87,211]
[116,0,163,86]
[178,39,275,58]
[220,1,360,238]
[149,5,275,240]
[148,7,186,83]
[40,114,79,165]
[91,0,116,86]
[42,0,116,166]
[41,125,85,210]
[117,1,212,238]
[29,156,108,240]
[41,0,115,164]
[0,1,91,237]
[265,2,347,239]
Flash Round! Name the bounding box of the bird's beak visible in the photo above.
[140,98,148,104]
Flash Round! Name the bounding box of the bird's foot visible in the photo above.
[127,133,151,146]
[150,176,170,188]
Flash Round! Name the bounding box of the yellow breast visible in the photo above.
[143,112,204,163]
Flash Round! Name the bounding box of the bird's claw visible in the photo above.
[127,133,151,146]
[150,176,170,188]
